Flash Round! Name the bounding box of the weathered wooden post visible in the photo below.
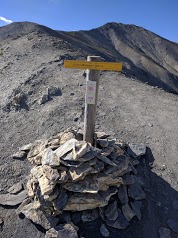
[64,57,122,145]
[83,56,101,145]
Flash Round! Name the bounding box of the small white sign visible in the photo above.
[86,81,96,104]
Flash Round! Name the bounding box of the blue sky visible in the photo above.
[0,0,178,42]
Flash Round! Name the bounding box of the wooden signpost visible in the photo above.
[64,56,122,145]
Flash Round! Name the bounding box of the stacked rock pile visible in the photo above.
[13,128,147,238]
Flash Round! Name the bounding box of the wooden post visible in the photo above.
[84,56,101,145]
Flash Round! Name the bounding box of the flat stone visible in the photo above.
[97,139,109,147]
[159,227,171,238]
[131,200,142,220]
[118,185,129,205]
[12,150,27,160]
[167,218,178,233]
[101,146,114,157]
[104,156,129,176]
[19,143,33,151]
[122,204,135,221]
[64,187,117,211]
[106,209,129,230]
[95,131,109,139]
[60,159,83,167]
[97,174,123,191]
[27,140,48,158]
[58,170,69,183]
[45,223,78,238]
[64,178,99,193]
[78,150,98,162]
[73,141,91,160]
[7,181,23,194]
[91,160,105,173]
[128,182,146,200]
[55,138,77,158]
[20,201,58,230]
[97,154,116,166]
[53,187,68,211]
[127,143,146,158]
[100,224,110,237]
[172,199,178,210]
[69,163,93,182]
[105,201,119,221]
[0,190,28,206]
[41,148,60,167]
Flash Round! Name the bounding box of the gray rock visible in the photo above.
[45,223,78,238]
[41,148,60,167]
[131,200,142,220]
[20,201,58,230]
[95,132,109,139]
[106,209,129,229]
[122,204,135,221]
[55,138,77,158]
[122,174,135,185]
[159,227,171,238]
[47,86,62,97]
[105,201,119,221]
[7,181,23,194]
[69,163,93,182]
[27,140,48,159]
[81,210,98,222]
[127,143,146,158]
[100,224,110,237]
[118,185,129,205]
[97,139,109,147]
[53,187,68,211]
[128,182,146,200]
[0,190,28,206]
[97,154,116,166]
[78,150,98,162]
[167,218,178,233]
[39,94,49,104]
[64,187,117,211]
[172,199,178,210]
[101,146,114,157]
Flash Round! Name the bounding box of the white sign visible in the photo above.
[86,80,96,104]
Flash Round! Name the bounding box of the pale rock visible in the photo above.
[122,204,135,221]
[27,140,48,159]
[55,138,77,158]
[7,181,23,194]
[100,224,110,237]
[20,201,58,230]
[60,131,76,145]
[19,143,33,151]
[41,148,60,167]
[60,159,83,167]
[127,143,146,158]
[95,131,109,139]
[58,170,69,183]
[0,190,28,206]
[97,174,123,190]
[105,201,119,220]
[48,138,60,146]
[64,187,117,211]
[26,179,35,198]
[28,151,43,165]
[44,186,59,202]
[118,185,129,205]
[73,141,91,160]
[45,223,78,238]
[12,150,27,160]
[43,165,59,182]
[69,163,93,182]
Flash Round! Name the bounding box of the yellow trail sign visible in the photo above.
[64,60,122,71]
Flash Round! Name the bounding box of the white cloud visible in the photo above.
[0,16,13,24]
